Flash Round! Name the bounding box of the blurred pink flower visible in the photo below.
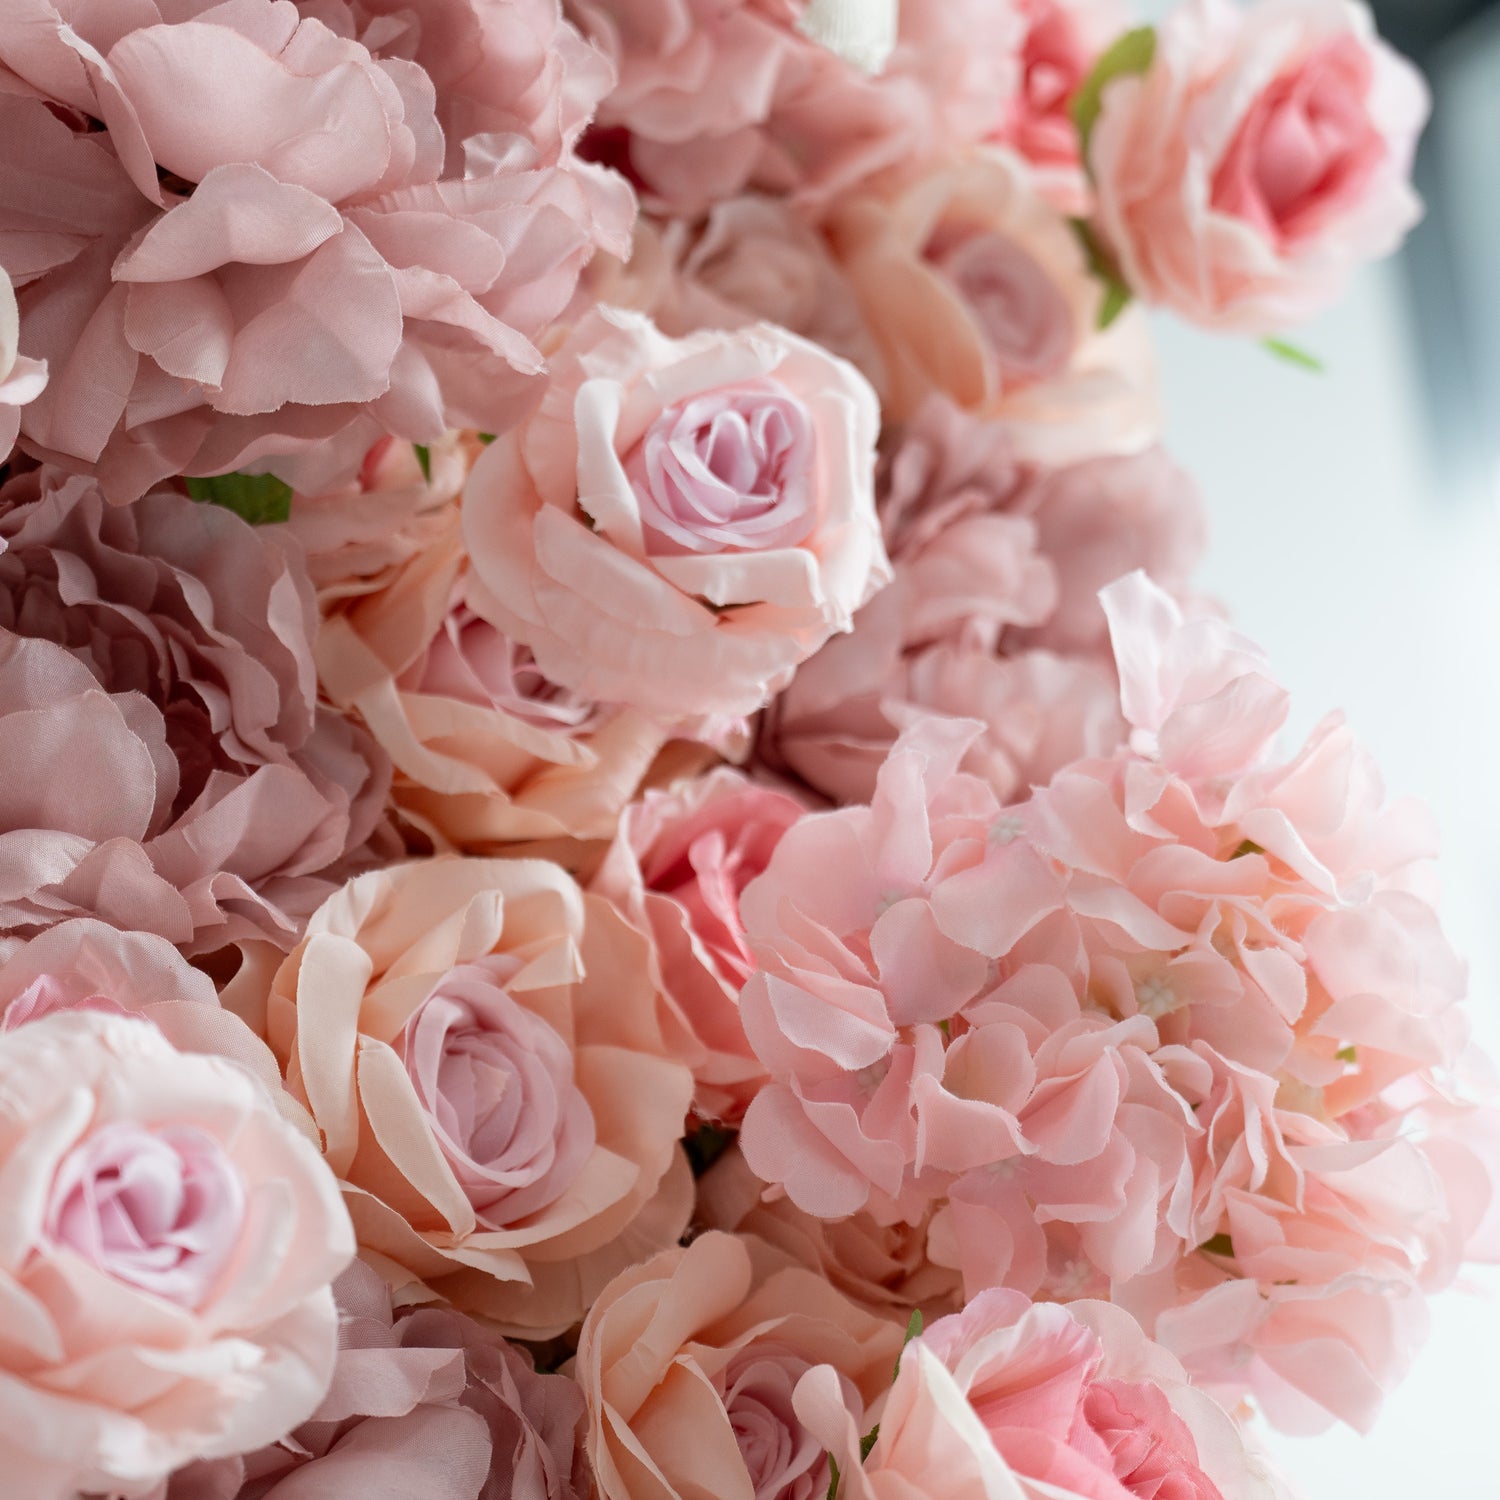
[593,766,806,1121]
[761,398,1203,807]
[0,266,46,463]
[1088,0,1429,332]
[160,1259,590,1500]
[796,1291,1283,1499]
[0,469,392,953]
[0,1011,352,1499]
[0,0,631,501]
[462,307,889,721]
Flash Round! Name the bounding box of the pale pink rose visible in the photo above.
[462,307,889,721]
[0,0,630,501]
[593,767,805,1121]
[0,1011,353,1500]
[159,1259,590,1500]
[0,469,391,952]
[796,1292,1282,1500]
[263,856,694,1336]
[1087,0,1429,333]
[0,917,289,1107]
[318,487,671,849]
[699,1143,964,1320]
[761,399,1201,806]
[0,265,47,463]
[576,1230,905,1500]
[826,151,1161,459]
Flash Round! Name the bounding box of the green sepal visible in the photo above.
[185,471,293,526]
[1262,337,1326,373]
[1070,27,1158,161]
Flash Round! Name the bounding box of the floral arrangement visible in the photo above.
[0,1,1492,1497]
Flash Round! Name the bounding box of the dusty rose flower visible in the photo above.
[0,265,46,462]
[159,1259,590,1500]
[0,0,630,501]
[825,151,1160,459]
[796,1291,1282,1500]
[0,1011,353,1500]
[0,469,391,953]
[699,1143,963,1320]
[761,398,1202,807]
[1088,0,1429,332]
[263,856,694,1336]
[576,1230,904,1500]
[462,307,889,721]
[318,483,670,849]
[593,767,805,1121]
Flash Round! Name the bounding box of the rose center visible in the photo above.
[720,1349,830,1500]
[626,381,819,556]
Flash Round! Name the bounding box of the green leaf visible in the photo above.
[1071,218,1133,330]
[903,1308,924,1347]
[1230,839,1266,859]
[1262,338,1326,374]
[826,1456,840,1500]
[1070,26,1157,160]
[860,1426,879,1462]
[1199,1232,1235,1258]
[1336,1045,1359,1064]
[477,432,497,445]
[185,471,292,526]
[413,443,432,481]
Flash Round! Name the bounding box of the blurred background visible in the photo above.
[1137,0,1500,1491]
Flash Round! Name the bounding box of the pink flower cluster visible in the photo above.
[0,1,1487,1498]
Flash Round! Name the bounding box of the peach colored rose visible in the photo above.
[263,856,694,1336]
[699,1143,963,1321]
[826,151,1160,462]
[0,1011,352,1499]
[1088,0,1428,333]
[462,307,889,720]
[576,1230,905,1500]
[593,766,805,1121]
[318,488,671,849]
[796,1291,1283,1500]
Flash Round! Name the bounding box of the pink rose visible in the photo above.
[0,266,46,463]
[161,1260,590,1500]
[0,469,392,952]
[796,1292,1280,1500]
[0,1011,352,1499]
[263,856,694,1336]
[317,487,671,849]
[761,399,1201,807]
[0,0,629,500]
[593,767,805,1121]
[1087,0,1429,332]
[826,152,1160,459]
[462,307,889,720]
[576,1230,905,1500]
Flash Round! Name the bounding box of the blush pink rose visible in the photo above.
[0,0,630,501]
[0,1011,353,1500]
[462,307,889,721]
[0,469,392,952]
[593,767,806,1121]
[760,399,1202,807]
[796,1292,1282,1500]
[0,266,46,463]
[317,487,671,849]
[1087,0,1429,332]
[159,1259,590,1500]
[825,151,1161,460]
[576,1230,905,1500]
[263,856,694,1337]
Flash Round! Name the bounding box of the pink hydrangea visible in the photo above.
[0,468,392,953]
[738,571,1498,1431]
[0,0,631,502]
[760,398,1203,807]
[158,1259,591,1500]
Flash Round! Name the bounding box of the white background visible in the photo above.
[1150,264,1500,1495]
